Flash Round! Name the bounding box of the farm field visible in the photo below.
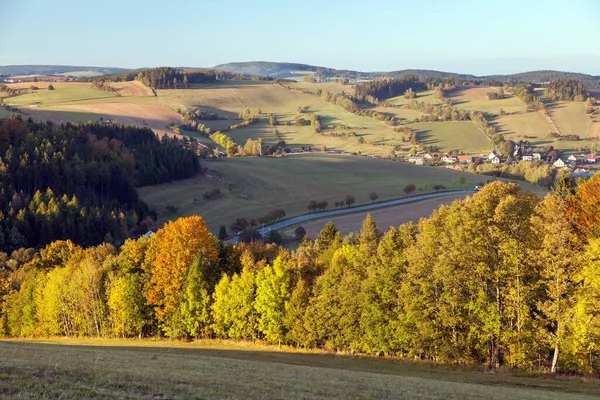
[282,193,469,238]
[450,86,525,115]
[1,339,597,400]
[547,101,592,137]
[387,90,444,107]
[138,153,486,231]
[494,111,556,144]
[408,121,492,153]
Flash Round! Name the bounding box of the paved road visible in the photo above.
[254,190,470,237]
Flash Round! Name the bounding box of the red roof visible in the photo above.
[457,155,473,160]
[587,154,597,159]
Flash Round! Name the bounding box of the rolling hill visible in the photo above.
[0,65,131,77]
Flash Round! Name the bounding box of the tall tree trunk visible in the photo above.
[551,342,559,373]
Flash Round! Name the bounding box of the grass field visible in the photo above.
[408,121,492,153]
[138,153,486,231]
[1,339,598,399]
[547,101,593,137]
[450,86,525,115]
[495,111,556,143]
[387,90,444,107]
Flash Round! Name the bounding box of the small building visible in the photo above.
[567,155,578,163]
[522,153,534,161]
[488,151,498,161]
[423,153,433,161]
[441,154,456,164]
[532,153,542,161]
[457,155,473,164]
[490,155,501,164]
[587,154,597,164]
[407,156,424,165]
[553,158,566,168]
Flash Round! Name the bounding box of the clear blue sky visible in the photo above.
[1,0,599,75]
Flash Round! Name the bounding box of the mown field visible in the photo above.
[408,121,491,153]
[1,339,598,400]
[138,153,486,230]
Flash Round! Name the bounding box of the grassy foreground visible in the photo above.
[1,339,598,399]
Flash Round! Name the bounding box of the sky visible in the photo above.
[1,0,599,75]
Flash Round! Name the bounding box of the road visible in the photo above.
[254,189,470,237]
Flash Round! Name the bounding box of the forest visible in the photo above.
[2,177,600,375]
[0,117,200,251]
[546,78,591,101]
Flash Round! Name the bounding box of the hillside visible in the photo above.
[213,62,600,87]
[0,65,131,77]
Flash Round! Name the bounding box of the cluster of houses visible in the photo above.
[407,151,598,169]
[553,154,597,169]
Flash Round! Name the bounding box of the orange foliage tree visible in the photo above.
[145,216,218,337]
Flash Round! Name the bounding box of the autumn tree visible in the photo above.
[145,216,218,338]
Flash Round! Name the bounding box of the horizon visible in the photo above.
[1,0,599,75]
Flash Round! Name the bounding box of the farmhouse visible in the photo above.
[567,155,577,163]
[441,154,456,164]
[457,155,473,164]
[407,155,425,165]
[553,158,566,168]
[522,153,534,161]
[586,154,597,163]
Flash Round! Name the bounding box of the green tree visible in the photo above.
[255,255,292,344]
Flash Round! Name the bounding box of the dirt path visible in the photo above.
[281,193,467,238]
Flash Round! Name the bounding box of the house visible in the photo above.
[586,154,597,163]
[488,151,498,161]
[567,155,578,163]
[407,155,424,165]
[553,158,566,168]
[532,153,542,161]
[522,153,534,161]
[423,153,433,161]
[457,155,473,164]
[441,154,456,164]
[490,154,501,164]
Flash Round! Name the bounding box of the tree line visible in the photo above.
[0,117,200,251]
[2,178,600,375]
[546,79,590,102]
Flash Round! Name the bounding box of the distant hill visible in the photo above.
[213,62,600,87]
[0,65,131,77]
[213,61,369,80]
[3,63,600,87]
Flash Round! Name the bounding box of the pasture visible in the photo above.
[408,121,492,153]
[547,101,593,138]
[138,153,485,231]
[1,339,598,400]
[450,86,525,115]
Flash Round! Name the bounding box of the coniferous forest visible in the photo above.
[2,176,600,375]
[0,117,200,251]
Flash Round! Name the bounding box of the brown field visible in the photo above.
[590,122,600,138]
[110,81,155,97]
[451,86,497,101]
[282,194,468,238]
[55,103,180,134]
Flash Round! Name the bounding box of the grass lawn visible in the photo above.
[1,339,598,400]
[408,121,492,153]
[138,153,487,231]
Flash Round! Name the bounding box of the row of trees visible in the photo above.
[3,178,600,375]
[0,117,200,251]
